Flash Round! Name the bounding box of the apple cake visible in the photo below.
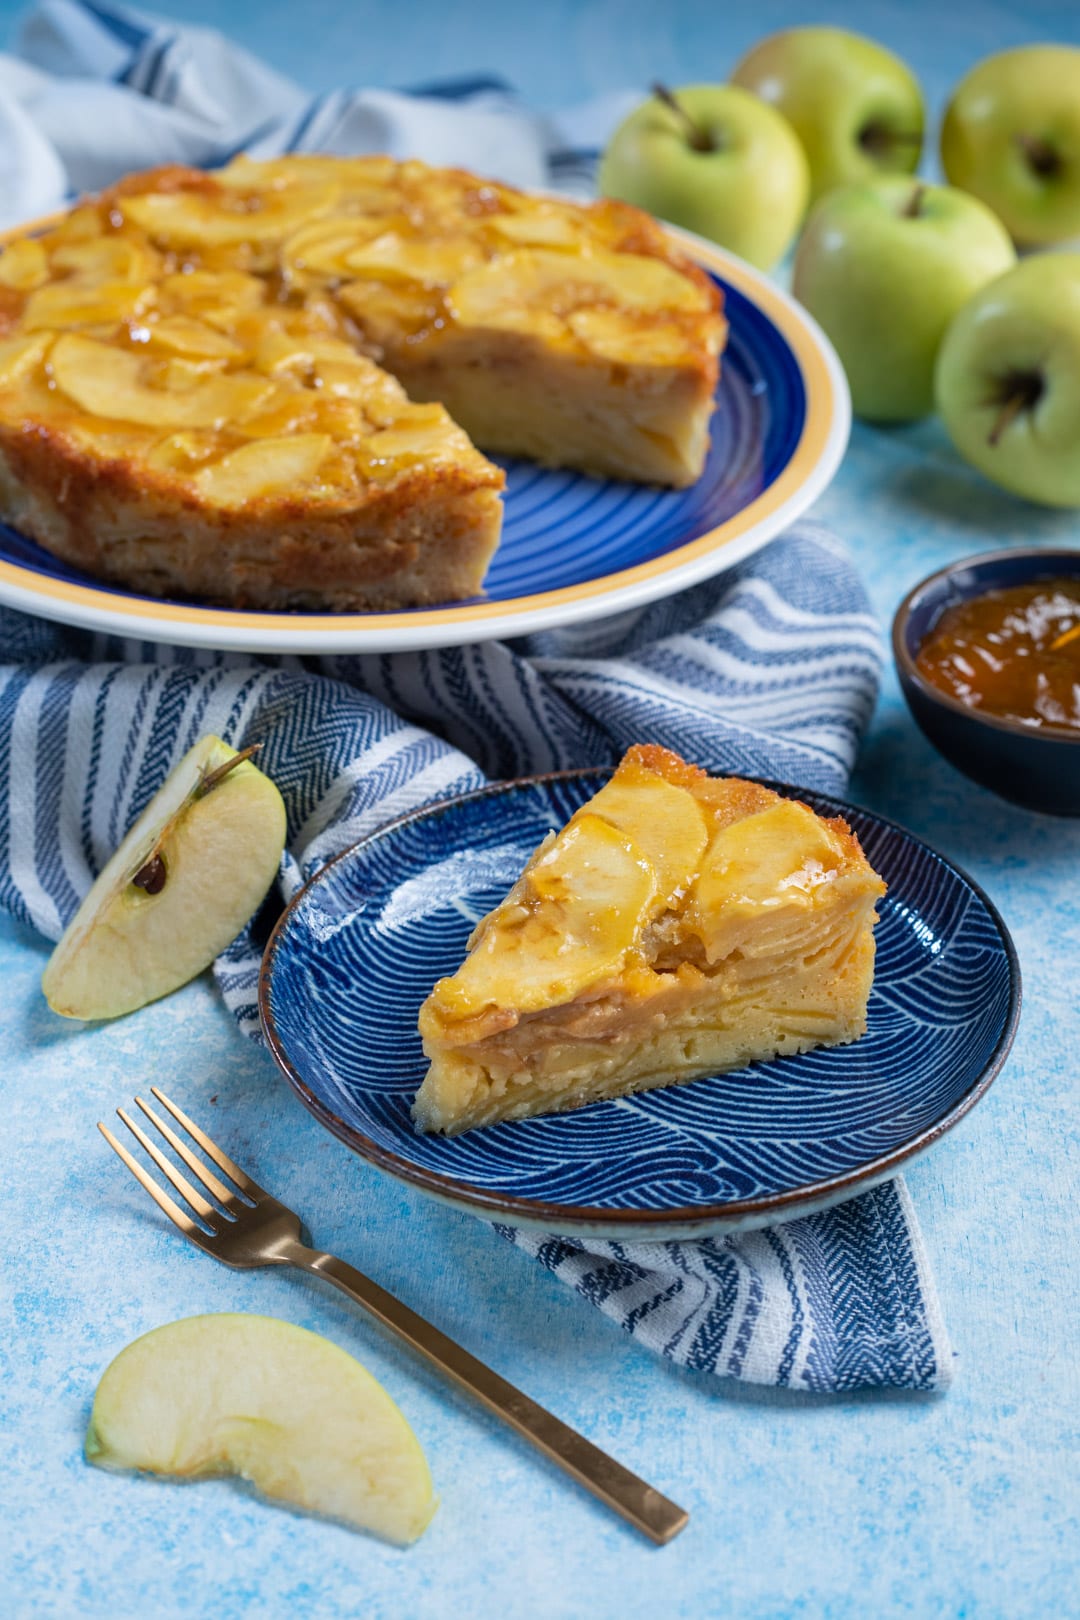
[414,746,886,1134]
[0,157,725,612]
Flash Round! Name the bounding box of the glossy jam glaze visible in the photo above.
[915,579,1080,733]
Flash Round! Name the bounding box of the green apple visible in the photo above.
[935,253,1080,507]
[42,734,286,1020]
[941,46,1080,247]
[731,27,924,204]
[598,83,810,270]
[792,178,1016,421]
[85,1314,436,1543]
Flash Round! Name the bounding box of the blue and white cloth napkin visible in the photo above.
[0,1,954,1392]
[0,0,636,226]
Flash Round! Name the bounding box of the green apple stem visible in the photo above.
[130,745,263,897]
[197,743,262,798]
[650,83,714,152]
[902,183,927,218]
[1015,133,1060,179]
[987,372,1044,448]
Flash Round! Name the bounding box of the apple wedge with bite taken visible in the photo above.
[86,1314,437,1544]
[42,734,286,1020]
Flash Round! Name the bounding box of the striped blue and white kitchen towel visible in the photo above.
[0,0,953,1391]
[0,0,634,227]
[0,523,953,1393]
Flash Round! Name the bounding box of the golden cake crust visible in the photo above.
[0,157,726,611]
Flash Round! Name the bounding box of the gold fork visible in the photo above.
[100,1087,688,1546]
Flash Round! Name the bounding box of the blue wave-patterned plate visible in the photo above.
[260,772,1020,1239]
[0,231,847,654]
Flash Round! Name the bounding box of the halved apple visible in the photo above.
[85,1314,436,1544]
[42,735,286,1020]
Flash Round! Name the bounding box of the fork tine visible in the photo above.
[116,1107,221,1226]
[98,1122,208,1242]
[150,1087,266,1198]
[134,1094,234,1206]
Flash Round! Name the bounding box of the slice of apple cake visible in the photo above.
[0,156,725,611]
[414,746,886,1135]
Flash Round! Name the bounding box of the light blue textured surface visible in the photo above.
[1,3,1078,1618]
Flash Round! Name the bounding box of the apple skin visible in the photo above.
[935,253,1080,507]
[731,27,924,204]
[598,84,810,270]
[792,178,1016,422]
[941,46,1080,248]
[85,1314,436,1543]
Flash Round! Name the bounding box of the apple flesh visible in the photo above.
[42,734,286,1020]
[941,46,1080,247]
[935,253,1080,508]
[732,26,924,205]
[793,178,1016,422]
[598,83,810,270]
[85,1314,437,1544]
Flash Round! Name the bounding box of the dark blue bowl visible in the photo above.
[893,547,1080,817]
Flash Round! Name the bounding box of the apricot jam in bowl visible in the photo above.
[893,548,1080,816]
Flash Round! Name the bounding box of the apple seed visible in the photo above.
[127,746,263,898]
[131,853,167,895]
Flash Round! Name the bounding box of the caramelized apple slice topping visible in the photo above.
[691,801,847,962]
[488,205,586,249]
[0,236,49,292]
[430,814,655,1023]
[160,271,266,323]
[448,246,712,332]
[50,335,275,429]
[140,316,246,361]
[193,434,333,505]
[583,762,708,908]
[120,182,341,247]
[50,237,159,285]
[360,406,472,470]
[0,334,52,388]
[22,279,156,332]
[569,308,694,366]
[344,232,484,287]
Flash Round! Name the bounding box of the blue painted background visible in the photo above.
[1,2,1078,1616]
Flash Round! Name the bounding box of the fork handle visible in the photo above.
[297,1246,688,1545]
